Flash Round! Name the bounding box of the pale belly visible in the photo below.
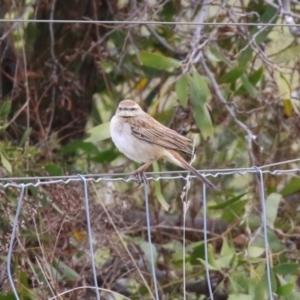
[110,116,161,163]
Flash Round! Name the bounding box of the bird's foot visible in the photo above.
[132,162,152,187]
[133,170,148,187]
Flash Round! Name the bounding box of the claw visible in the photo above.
[133,171,147,187]
[132,162,152,187]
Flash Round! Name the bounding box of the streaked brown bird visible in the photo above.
[110,99,217,190]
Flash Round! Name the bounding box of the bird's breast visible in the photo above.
[110,116,162,163]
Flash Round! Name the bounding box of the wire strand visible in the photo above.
[0,160,299,182]
[0,19,300,27]
[77,174,100,300]
[143,177,160,300]
[7,184,25,300]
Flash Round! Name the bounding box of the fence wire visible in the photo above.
[3,162,300,300]
[0,19,300,27]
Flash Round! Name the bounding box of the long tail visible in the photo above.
[181,159,217,190]
[164,149,218,190]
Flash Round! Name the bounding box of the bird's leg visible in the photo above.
[133,162,152,186]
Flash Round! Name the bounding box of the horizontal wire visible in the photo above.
[0,19,299,27]
[0,167,298,187]
[0,158,299,182]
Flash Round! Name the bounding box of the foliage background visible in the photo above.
[1,0,300,299]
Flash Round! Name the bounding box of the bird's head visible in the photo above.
[116,99,144,117]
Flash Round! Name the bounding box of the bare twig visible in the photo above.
[264,0,300,23]
[199,55,256,165]
[282,0,300,37]
[48,286,132,300]
[234,10,279,61]
[145,24,185,55]
[183,0,210,71]
[47,0,58,147]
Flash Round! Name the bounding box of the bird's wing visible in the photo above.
[129,114,193,155]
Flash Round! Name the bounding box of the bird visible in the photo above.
[110,99,217,190]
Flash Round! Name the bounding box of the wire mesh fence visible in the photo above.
[2,160,300,300]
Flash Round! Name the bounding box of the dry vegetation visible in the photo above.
[1,0,300,299]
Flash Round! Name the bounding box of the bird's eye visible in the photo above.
[130,108,135,111]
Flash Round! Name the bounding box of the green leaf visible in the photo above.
[19,128,32,147]
[220,67,244,84]
[228,294,253,300]
[53,259,80,280]
[255,268,277,299]
[252,229,284,253]
[26,22,38,45]
[85,122,111,142]
[193,105,214,140]
[237,47,253,69]
[253,5,277,45]
[19,270,29,288]
[253,276,267,300]
[44,164,63,176]
[89,148,119,163]
[32,258,62,283]
[277,283,294,296]
[190,69,211,104]
[191,243,218,269]
[236,5,278,67]
[140,65,161,78]
[61,141,99,155]
[110,31,126,48]
[175,74,189,107]
[139,241,158,269]
[280,178,300,196]
[152,161,170,211]
[161,2,175,21]
[247,213,263,228]
[185,240,204,252]
[276,73,292,116]
[94,247,111,265]
[282,291,300,300]
[268,230,284,253]
[275,44,300,63]
[215,253,235,269]
[0,294,19,300]
[266,193,281,227]
[249,67,264,85]
[248,246,265,258]
[1,152,12,173]
[236,68,263,95]
[230,272,249,292]
[28,186,38,197]
[221,238,235,256]
[283,99,292,117]
[222,199,245,222]
[189,70,214,140]
[240,75,257,97]
[190,242,205,265]
[209,45,231,65]
[209,193,247,210]
[0,100,11,118]
[139,51,180,71]
[273,263,298,276]
[268,268,278,293]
